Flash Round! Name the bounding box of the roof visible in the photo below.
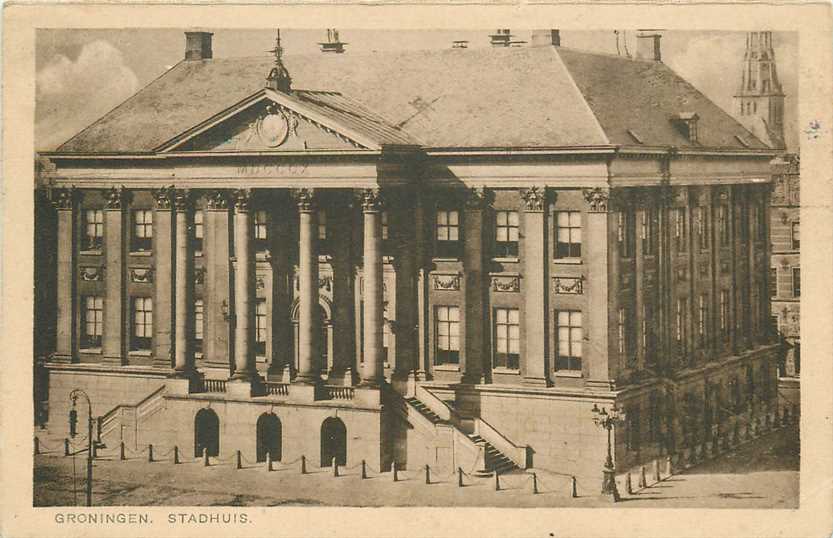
[54,45,769,153]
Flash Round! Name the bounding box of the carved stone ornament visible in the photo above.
[51,188,74,210]
[105,187,124,210]
[361,188,384,212]
[521,187,546,212]
[173,189,191,211]
[233,188,251,212]
[432,273,461,291]
[464,187,493,210]
[130,267,154,283]
[256,276,265,290]
[583,188,609,213]
[553,276,583,295]
[256,104,291,148]
[206,190,228,210]
[491,275,520,292]
[194,267,205,285]
[293,188,316,212]
[79,265,105,281]
[319,276,333,292]
[152,186,173,210]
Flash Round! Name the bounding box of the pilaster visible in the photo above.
[360,187,385,387]
[229,188,259,388]
[521,186,549,386]
[294,188,321,385]
[102,187,125,366]
[204,190,231,369]
[52,188,76,363]
[173,189,196,378]
[461,187,489,384]
[152,187,174,369]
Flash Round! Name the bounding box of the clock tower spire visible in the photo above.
[734,31,785,149]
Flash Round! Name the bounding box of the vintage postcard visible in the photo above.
[2,3,832,538]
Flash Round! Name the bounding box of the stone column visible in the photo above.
[152,187,174,369]
[462,187,489,385]
[204,190,231,370]
[414,191,431,382]
[294,188,320,385]
[267,194,293,382]
[360,188,385,387]
[229,188,259,387]
[393,191,418,386]
[52,188,75,363]
[173,189,196,377]
[521,187,549,386]
[584,188,614,388]
[102,187,125,366]
[329,196,357,385]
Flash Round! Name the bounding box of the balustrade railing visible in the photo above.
[199,379,227,393]
[324,386,355,400]
[265,382,290,396]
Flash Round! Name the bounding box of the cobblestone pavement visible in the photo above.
[33,426,798,508]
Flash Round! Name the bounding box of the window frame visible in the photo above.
[83,209,104,252]
[492,307,520,370]
[434,305,460,366]
[131,296,153,351]
[131,209,154,253]
[791,221,800,250]
[555,309,583,372]
[554,210,582,260]
[80,295,104,350]
[792,267,800,297]
[193,210,204,255]
[194,298,204,355]
[696,206,709,250]
[434,208,461,259]
[494,210,520,259]
[673,208,688,253]
[254,209,269,252]
[255,298,267,357]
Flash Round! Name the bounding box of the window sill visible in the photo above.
[492,257,519,264]
[80,250,103,256]
[129,251,153,257]
[433,364,460,372]
[554,370,583,378]
[553,258,582,265]
[194,251,203,258]
[432,257,461,263]
[128,350,152,357]
[80,347,102,354]
[491,367,520,375]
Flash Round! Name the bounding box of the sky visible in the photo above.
[35,29,798,152]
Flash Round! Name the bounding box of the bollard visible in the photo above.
[639,466,647,489]
[392,461,399,482]
[174,446,180,465]
[457,467,464,488]
[653,459,661,482]
[571,475,578,498]
[64,438,70,457]
[34,437,40,456]
[203,447,209,467]
[236,450,242,470]
[147,444,154,463]
[424,464,431,485]
[266,452,273,472]
[626,472,633,495]
[333,457,339,477]
[361,460,367,479]
[665,455,673,476]
[119,441,126,461]
[301,455,307,474]
[494,470,500,491]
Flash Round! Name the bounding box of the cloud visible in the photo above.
[36,40,139,150]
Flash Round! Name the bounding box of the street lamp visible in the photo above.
[69,389,99,507]
[592,402,625,502]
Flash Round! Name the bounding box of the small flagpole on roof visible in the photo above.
[266,29,292,93]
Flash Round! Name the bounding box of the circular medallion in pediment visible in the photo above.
[257,109,290,148]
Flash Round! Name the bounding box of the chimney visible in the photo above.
[185,31,213,61]
[636,31,662,62]
[531,29,561,47]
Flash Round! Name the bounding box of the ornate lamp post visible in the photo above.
[592,402,625,502]
[69,389,96,506]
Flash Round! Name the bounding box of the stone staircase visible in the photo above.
[467,433,517,475]
[404,397,447,425]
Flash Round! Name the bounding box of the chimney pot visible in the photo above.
[185,31,213,61]
[636,31,662,62]
[531,29,560,47]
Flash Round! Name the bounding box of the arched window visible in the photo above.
[320,417,347,467]
[194,408,220,458]
[256,413,282,463]
[291,298,333,374]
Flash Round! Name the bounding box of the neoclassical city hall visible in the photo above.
[35,30,783,491]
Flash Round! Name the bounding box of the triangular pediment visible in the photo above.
[157,89,389,153]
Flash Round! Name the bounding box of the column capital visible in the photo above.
[105,186,127,210]
[206,189,229,210]
[293,188,317,212]
[152,186,173,210]
[583,187,610,213]
[50,187,75,210]
[233,188,251,212]
[521,187,547,212]
[464,186,493,210]
[173,188,191,212]
[360,188,384,212]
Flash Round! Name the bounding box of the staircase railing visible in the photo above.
[96,385,167,442]
[414,384,454,422]
[474,416,530,469]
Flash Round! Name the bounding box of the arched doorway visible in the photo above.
[292,299,334,374]
[320,417,347,467]
[194,408,220,458]
[256,413,282,463]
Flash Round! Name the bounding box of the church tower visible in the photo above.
[734,31,785,149]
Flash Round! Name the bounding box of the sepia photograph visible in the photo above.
[29,26,804,511]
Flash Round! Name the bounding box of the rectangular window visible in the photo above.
[193,210,204,255]
[383,318,391,364]
[676,298,688,354]
[381,211,389,241]
[769,268,777,298]
[435,209,460,259]
[435,305,460,365]
[718,205,729,246]
[131,297,153,350]
[254,210,268,250]
[792,267,800,297]
[255,299,267,356]
[555,310,583,371]
[641,209,655,255]
[494,210,519,258]
[791,222,800,250]
[697,206,709,250]
[698,294,708,346]
[81,295,103,349]
[318,209,327,241]
[84,209,104,251]
[618,211,634,258]
[617,307,626,355]
[194,299,204,354]
[555,211,582,259]
[132,210,153,252]
[493,308,520,370]
[673,208,687,253]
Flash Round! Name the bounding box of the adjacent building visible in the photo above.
[35,30,781,493]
